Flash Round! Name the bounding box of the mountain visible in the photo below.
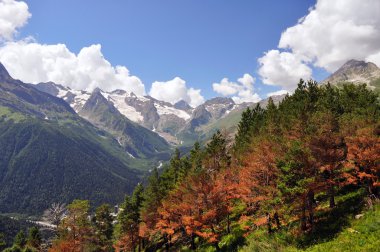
[323,59,380,91]
[79,88,171,160]
[174,100,192,111]
[35,81,289,147]
[195,94,287,142]
[35,82,192,144]
[0,63,143,215]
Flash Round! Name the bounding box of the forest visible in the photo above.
[2,80,379,252]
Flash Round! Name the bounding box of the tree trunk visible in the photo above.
[227,213,231,234]
[164,235,169,252]
[307,190,315,230]
[301,198,307,231]
[329,185,336,208]
[266,212,272,234]
[191,233,196,250]
[274,212,281,229]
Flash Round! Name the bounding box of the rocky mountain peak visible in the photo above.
[0,62,12,81]
[174,100,192,111]
[204,97,235,106]
[323,59,380,85]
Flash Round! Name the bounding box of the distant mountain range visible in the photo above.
[0,59,378,215]
[34,79,287,146]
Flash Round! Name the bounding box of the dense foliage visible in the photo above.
[0,118,139,215]
[48,81,379,251]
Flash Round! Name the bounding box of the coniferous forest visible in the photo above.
[2,80,377,251]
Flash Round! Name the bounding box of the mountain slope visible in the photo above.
[323,59,380,92]
[79,88,171,160]
[0,63,140,215]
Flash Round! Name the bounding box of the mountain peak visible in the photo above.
[323,59,380,85]
[340,59,379,70]
[174,100,192,110]
[0,62,12,81]
[204,97,235,106]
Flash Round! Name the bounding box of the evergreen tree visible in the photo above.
[277,141,317,231]
[189,141,203,171]
[13,231,26,249]
[26,227,41,250]
[204,130,231,173]
[93,204,113,251]
[0,233,6,249]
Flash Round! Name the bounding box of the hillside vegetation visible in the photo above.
[4,80,377,251]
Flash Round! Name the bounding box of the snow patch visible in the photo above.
[154,103,191,120]
[157,161,163,169]
[126,151,136,159]
[107,93,144,122]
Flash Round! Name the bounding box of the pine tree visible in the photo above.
[93,204,114,251]
[277,141,317,231]
[27,227,42,250]
[204,130,230,173]
[14,231,26,249]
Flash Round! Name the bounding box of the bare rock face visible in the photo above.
[188,105,212,129]
[323,59,380,85]
[174,100,192,111]
[203,97,235,120]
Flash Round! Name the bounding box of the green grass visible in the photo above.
[0,106,25,122]
[200,109,243,139]
[301,203,380,252]
[239,191,379,252]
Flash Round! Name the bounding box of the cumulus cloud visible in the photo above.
[149,77,204,107]
[258,50,312,90]
[0,41,146,94]
[212,73,261,104]
[258,0,380,90]
[0,0,31,41]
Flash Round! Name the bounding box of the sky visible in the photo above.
[0,0,379,107]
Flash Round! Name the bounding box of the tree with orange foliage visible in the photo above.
[346,127,380,197]
[49,200,94,252]
[237,137,281,233]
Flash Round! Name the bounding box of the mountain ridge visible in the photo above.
[323,59,380,90]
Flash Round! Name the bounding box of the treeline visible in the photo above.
[1,227,43,252]
[49,81,379,251]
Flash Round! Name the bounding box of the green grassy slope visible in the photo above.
[239,193,379,252]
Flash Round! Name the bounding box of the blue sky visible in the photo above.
[1,0,379,106]
[20,0,317,98]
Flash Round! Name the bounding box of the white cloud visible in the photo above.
[258,50,312,90]
[0,41,146,94]
[212,73,261,104]
[149,77,204,107]
[0,0,31,41]
[366,51,380,67]
[258,0,380,90]
[266,89,289,98]
[187,88,205,108]
[212,78,240,96]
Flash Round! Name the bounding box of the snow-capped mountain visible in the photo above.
[35,82,191,143]
[34,82,256,144]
